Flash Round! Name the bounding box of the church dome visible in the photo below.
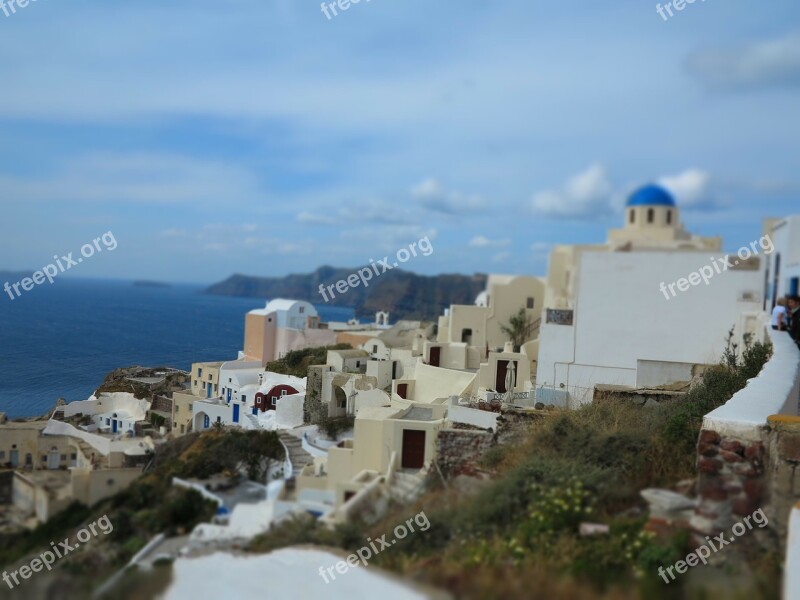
[626,185,675,207]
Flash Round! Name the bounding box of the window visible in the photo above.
[176,405,179,412]
[198,368,203,377]
[229,378,232,383]
[41,455,47,463]
[70,453,76,460]
[202,382,206,389]
[241,395,247,403]
[299,306,305,314]
[461,328,472,343]
[629,209,635,224]
[527,297,535,309]
[271,396,277,407]
[666,209,672,225]
[0,451,5,459]
[204,415,210,428]
[208,374,212,380]
[60,454,67,461]
[216,416,221,423]
[106,418,110,425]
[647,208,654,223]
[356,361,361,368]
[281,389,288,396]
[373,345,378,353]
[189,404,192,412]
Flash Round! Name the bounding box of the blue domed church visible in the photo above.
[608,184,721,251]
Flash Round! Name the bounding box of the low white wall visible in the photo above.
[42,421,111,455]
[703,326,800,442]
[448,404,499,430]
[64,392,149,420]
[172,477,223,507]
[276,394,304,429]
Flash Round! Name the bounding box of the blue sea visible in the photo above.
[0,278,355,419]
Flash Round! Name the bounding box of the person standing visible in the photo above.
[772,297,788,331]
[788,296,800,345]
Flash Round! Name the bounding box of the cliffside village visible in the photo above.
[3,186,800,582]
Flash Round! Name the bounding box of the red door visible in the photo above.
[429,347,441,367]
[402,430,426,469]
[397,383,408,399]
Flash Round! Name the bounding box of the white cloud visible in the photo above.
[687,33,800,90]
[412,178,487,215]
[468,235,512,248]
[657,169,718,210]
[531,164,614,219]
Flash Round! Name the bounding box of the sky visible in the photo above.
[0,0,798,284]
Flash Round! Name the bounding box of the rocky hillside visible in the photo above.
[205,266,487,321]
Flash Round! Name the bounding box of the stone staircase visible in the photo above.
[243,413,260,430]
[278,431,314,478]
[389,470,426,503]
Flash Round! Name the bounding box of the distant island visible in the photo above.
[133,280,171,288]
[205,266,487,321]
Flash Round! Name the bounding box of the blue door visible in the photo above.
[227,389,232,402]
[791,278,799,296]
[207,385,212,399]
[203,414,210,429]
[252,406,258,415]
[112,420,118,433]
[233,403,240,423]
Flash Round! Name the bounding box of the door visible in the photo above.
[10,450,18,468]
[227,389,232,402]
[207,384,213,399]
[496,360,511,393]
[112,419,118,433]
[233,403,240,423]
[48,448,60,469]
[397,383,408,399]
[429,347,441,367]
[401,429,426,469]
[792,277,799,296]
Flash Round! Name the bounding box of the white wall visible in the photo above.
[537,251,763,404]
[276,394,304,429]
[704,325,800,441]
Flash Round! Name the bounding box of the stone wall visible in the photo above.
[150,395,172,414]
[693,416,800,552]
[436,429,495,478]
[692,428,766,536]
[304,365,331,424]
[765,415,800,548]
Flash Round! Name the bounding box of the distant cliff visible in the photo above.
[204,266,488,321]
